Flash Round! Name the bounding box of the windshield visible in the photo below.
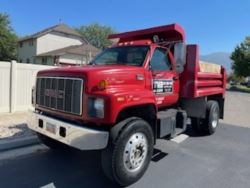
[90,46,149,66]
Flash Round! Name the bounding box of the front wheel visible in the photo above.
[101,118,154,186]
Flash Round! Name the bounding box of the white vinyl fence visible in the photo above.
[0,61,54,113]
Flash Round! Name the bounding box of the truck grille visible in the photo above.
[36,77,83,115]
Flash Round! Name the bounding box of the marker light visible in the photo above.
[98,80,108,90]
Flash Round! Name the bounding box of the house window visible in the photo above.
[29,40,33,46]
[19,42,23,48]
[42,57,47,65]
[26,58,30,63]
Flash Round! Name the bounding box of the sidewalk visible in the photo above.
[0,112,39,151]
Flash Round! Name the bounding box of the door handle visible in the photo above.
[153,73,164,77]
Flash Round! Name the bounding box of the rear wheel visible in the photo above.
[101,118,154,186]
[191,100,220,135]
[202,100,220,135]
[191,117,202,132]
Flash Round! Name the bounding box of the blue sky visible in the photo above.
[1,0,250,54]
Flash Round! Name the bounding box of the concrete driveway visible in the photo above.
[221,91,250,128]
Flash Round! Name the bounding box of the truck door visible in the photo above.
[150,47,180,107]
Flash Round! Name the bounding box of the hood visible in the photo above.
[37,65,148,93]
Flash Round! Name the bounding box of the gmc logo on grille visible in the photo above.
[44,89,64,98]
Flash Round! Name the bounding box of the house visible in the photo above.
[17,24,99,65]
[37,43,99,66]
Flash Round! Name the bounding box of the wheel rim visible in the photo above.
[212,107,219,128]
[123,132,148,172]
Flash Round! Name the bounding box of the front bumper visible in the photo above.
[27,111,109,150]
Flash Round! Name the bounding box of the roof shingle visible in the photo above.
[19,24,84,42]
[37,44,99,57]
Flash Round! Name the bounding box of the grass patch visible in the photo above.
[228,85,250,93]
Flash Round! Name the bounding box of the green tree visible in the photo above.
[0,13,18,61]
[76,23,115,49]
[231,37,250,77]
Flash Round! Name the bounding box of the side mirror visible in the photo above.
[174,42,186,73]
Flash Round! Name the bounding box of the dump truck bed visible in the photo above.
[180,45,226,98]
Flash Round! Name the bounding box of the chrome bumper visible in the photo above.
[27,111,109,150]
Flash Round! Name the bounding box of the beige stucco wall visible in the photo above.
[17,39,37,63]
[36,32,83,55]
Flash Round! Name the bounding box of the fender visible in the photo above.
[110,117,140,144]
[108,89,157,123]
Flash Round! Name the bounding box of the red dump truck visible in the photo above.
[28,24,226,186]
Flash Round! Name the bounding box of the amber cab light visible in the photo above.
[98,80,108,90]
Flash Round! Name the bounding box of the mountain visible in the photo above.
[200,52,232,72]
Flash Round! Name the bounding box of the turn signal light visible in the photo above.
[98,80,108,90]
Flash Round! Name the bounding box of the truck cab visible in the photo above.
[28,24,226,186]
[90,40,180,107]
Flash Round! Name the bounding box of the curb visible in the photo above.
[0,136,40,152]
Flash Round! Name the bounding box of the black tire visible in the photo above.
[101,118,154,186]
[37,133,67,150]
[202,100,220,135]
[191,117,202,132]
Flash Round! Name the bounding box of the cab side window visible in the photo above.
[150,48,172,71]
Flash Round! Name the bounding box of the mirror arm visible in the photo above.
[148,61,152,70]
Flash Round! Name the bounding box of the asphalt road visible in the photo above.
[0,91,250,188]
[0,123,250,188]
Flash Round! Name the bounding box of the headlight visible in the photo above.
[88,98,104,118]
